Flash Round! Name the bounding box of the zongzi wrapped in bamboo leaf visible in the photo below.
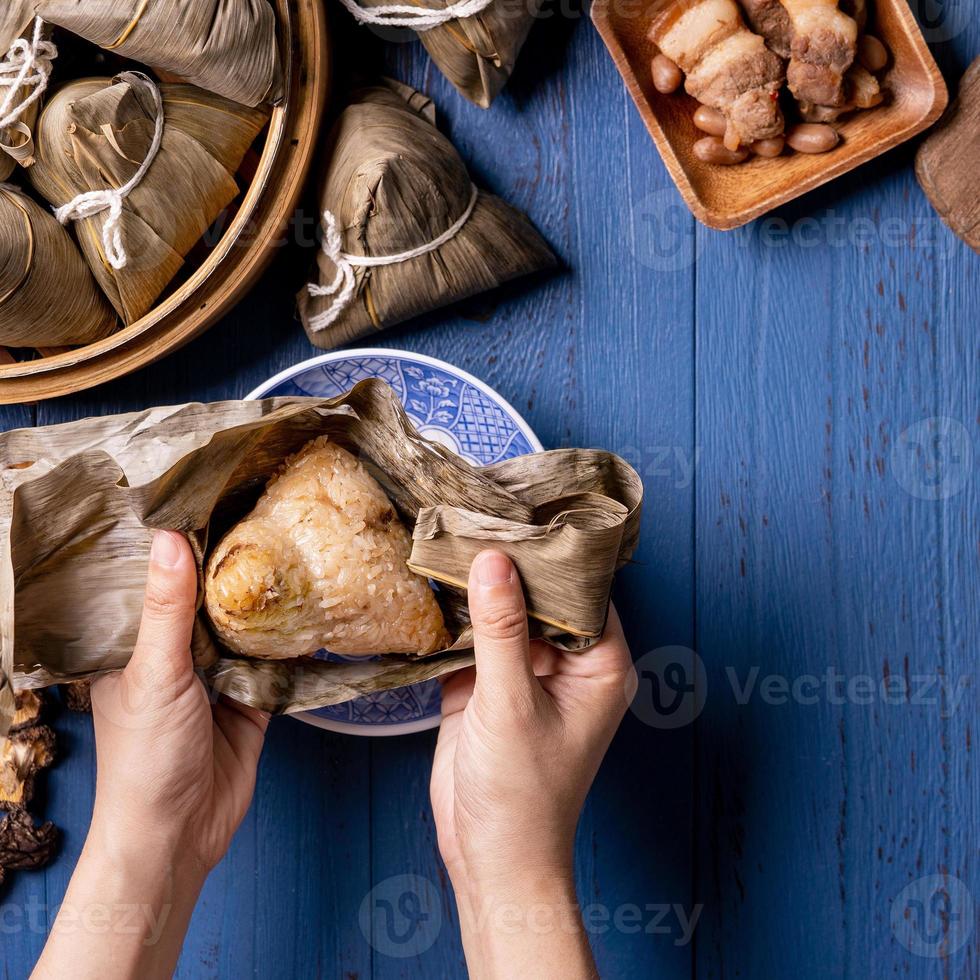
[0,17,56,182]
[33,0,283,107]
[205,437,451,659]
[0,183,117,346]
[418,0,543,108]
[28,72,270,325]
[0,3,33,55]
[298,80,556,349]
[339,0,538,107]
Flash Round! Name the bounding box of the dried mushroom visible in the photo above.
[62,680,93,713]
[0,724,55,810]
[10,690,43,730]
[0,692,58,887]
[0,810,58,886]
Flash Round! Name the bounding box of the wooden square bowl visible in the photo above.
[592,0,949,229]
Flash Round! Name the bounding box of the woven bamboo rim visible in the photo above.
[0,0,329,404]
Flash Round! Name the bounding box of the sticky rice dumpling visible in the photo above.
[0,3,33,54]
[0,183,117,346]
[417,0,543,108]
[28,73,269,325]
[298,80,555,349]
[0,15,55,182]
[33,0,282,107]
[340,0,538,108]
[205,437,451,660]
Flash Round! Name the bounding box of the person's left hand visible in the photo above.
[89,530,269,876]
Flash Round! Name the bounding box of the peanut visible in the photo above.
[693,105,727,136]
[693,136,750,165]
[786,123,841,154]
[652,54,683,94]
[858,35,889,73]
[751,136,786,158]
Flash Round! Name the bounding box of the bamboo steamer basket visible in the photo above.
[0,0,329,404]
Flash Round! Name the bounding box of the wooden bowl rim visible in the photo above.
[591,0,950,230]
[0,0,328,398]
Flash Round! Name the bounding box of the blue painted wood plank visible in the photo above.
[692,15,980,977]
[1,9,977,980]
[370,19,699,980]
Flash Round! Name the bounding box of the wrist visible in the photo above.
[445,834,576,897]
[34,820,208,980]
[82,812,209,921]
[450,871,596,980]
[90,793,207,874]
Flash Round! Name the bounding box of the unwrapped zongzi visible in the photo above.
[298,80,555,348]
[29,72,270,325]
[205,437,451,659]
[33,0,283,107]
[0,380,642,726]
[0,183,117,346]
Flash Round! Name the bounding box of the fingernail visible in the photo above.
[150,531,182,568]
[476,551,513,587]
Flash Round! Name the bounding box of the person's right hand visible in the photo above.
[430,550,636,888]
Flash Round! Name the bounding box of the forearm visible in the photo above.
[452,871,599,980]
[33,819,206,980]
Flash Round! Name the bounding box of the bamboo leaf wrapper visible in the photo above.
[0,380,642,732]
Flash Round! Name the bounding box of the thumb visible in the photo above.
[127,531,199,699]
[467,551,538,702]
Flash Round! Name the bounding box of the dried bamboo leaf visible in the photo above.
[298,80,556,348]
[0,3,33,57]
[34,0,282,107]
[0,380,641,726]
[0,183,118,346]
[28,73,269,325]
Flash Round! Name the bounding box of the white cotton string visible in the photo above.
[53,74,165,271]
[0,17,58,135]
[334,0,494,31]
[307,185,480,332]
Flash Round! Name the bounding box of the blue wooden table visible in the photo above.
[3,7,978,978]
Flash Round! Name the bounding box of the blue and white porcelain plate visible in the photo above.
[247,349,543,737]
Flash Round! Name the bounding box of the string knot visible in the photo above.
[0,16,58,157]
[53,73,165,271]
[334,0,495,31]
[307,185,480,332]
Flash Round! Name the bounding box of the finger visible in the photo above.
[214,695,269,772]
[439,666,476,716]
[589,603,634,674]
[129,531,198,687]
[467,551,538,700]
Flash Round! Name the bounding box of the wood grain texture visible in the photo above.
[1,10,978,980]
[916,55,980,251]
